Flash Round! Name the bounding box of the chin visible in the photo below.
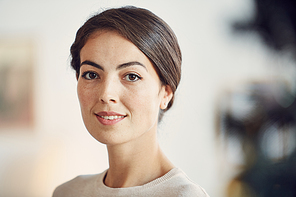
[87,129,128,146]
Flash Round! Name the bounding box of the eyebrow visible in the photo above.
[116,61,147,71]
[80,60,104,71]
[80,60,147,71]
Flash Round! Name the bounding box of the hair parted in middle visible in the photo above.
[71,6,182,113]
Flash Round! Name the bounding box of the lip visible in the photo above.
[95,111,126,125]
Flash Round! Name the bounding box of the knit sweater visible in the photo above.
[53,168,210,197]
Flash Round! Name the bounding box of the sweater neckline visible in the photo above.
[96,167,181,191]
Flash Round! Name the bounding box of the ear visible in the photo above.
[160,85,173,110]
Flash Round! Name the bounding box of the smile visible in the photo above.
[95,111,126,126]
[99,115,125,120]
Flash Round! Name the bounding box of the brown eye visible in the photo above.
[124,73,141,82]
[82,72,98,80]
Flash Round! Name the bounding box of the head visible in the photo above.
[71,6,182,121]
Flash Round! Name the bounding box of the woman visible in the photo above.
[53,6,209,197]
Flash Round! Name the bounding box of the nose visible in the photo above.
[98,78,118,104]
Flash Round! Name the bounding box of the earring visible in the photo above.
[163,102,167,109]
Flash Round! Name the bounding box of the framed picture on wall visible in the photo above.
[0,37,34,129]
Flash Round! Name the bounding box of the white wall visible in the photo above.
[0,0,275,196]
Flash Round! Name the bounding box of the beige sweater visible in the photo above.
[53,168,210,197]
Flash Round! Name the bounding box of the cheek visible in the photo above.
[77,83,93,112]
[126,84,161,117]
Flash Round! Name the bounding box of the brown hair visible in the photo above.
[71,6,181,115]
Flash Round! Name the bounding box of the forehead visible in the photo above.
[81,30,144,62]
[80,30,158,73]
[80,31,163,79]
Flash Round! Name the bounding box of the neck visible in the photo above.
[104,127,174,188]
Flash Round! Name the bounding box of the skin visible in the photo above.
[77,30,174,188]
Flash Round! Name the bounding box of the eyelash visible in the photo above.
[81,71,99,80]
[123,73,142,82]
[81,71,142,82]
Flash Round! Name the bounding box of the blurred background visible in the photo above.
[0,0,295,196]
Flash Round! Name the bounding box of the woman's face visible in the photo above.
[77,30,172,146]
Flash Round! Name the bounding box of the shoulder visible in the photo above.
[157,168,210,197]
[52,171,105,197]
[172,183,210,197]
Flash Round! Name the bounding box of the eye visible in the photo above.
[124,73,142,82]
[82,71,98,80]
